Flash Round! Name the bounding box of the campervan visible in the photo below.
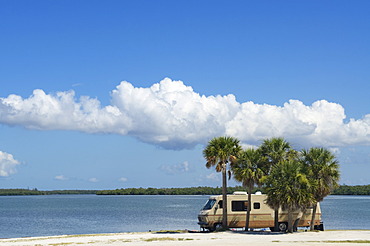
[198,191,324,232]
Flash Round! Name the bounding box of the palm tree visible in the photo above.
[265,159,313,233]
[232,148,264,231]
[259,137,295,232]
[300,147,340,231]
[203,136,242,230]
[259,137,295,170]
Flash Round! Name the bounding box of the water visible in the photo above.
[0,195,369,238]
[0,195,205,238]
[320,195,370,230]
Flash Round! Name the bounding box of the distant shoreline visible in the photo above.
[1,230,369,246]
[1,185,370,196]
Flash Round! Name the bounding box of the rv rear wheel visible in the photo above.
[314,223,324,231]
[278,222,287,232]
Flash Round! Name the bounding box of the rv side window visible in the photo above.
[253,202,260,209]
[232,201,248,211]
[202,199,216,210]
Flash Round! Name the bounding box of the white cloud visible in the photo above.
[88,177,98,182]
[160,161,190,175]
[1,78,370,149]
[206,173,220,182]
[54,175,68,181]
[0,89,129,134]
[240,143,259,150]
[329,147,341,155]
[0,151,20,176]
[119,177,128,182]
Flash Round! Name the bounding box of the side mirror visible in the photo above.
[215,204,219,210]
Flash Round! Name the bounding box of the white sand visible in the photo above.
[1,230,369,246]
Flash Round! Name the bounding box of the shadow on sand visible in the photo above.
[229,230,286,235]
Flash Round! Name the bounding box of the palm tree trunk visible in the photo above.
[310,204,317,231]
[287,208,293,233]
[222,166,228,229]
[274,208,279,232]
[294,209,304,232]
[245,184,252,231]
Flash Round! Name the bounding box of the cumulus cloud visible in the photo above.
[88,177,98,182]
[160,161,190,175]
[119,177,128,182]
[0,151,20,176]
[240,143,259,150]
[0,89,128,134]
[206,173,220,182]
[1,78,370,149]
[54,175,68,181]
[329,147,341,155]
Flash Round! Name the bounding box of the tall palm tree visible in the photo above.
[300,147,340,231]
[232,148,264,231]
[265,159,313,233]
[203,136,242,229]
[259,137,295,170]
[259,137,295,232]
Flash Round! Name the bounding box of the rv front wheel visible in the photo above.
[278,222,287,232]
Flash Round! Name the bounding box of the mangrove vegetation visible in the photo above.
[0,185,369,196]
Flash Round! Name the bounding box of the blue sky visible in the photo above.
[1,0,370,190]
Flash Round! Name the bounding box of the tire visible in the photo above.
[214,223,223,231]
[278,222,287,232]
[269,227,275,232]
[314,223,324,231]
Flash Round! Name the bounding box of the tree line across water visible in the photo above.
[1,184,369,196]
[0,189,97,196]
[97,185,370,195]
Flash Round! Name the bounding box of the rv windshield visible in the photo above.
[202,199,216,210]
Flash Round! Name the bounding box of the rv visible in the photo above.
[198,191,324,232]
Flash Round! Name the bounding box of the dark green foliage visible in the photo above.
[0,189,97,196]
[0,185,368,196]
[96,186,247,195]
[332,185,370,195]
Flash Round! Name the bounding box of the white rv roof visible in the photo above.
[233,191,247,195]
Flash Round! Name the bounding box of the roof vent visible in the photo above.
[255,191,262,195]
[233,191,247,195]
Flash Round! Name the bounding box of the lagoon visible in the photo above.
[0,195,369,238]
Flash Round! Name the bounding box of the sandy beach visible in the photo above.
[1,230,369,246]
